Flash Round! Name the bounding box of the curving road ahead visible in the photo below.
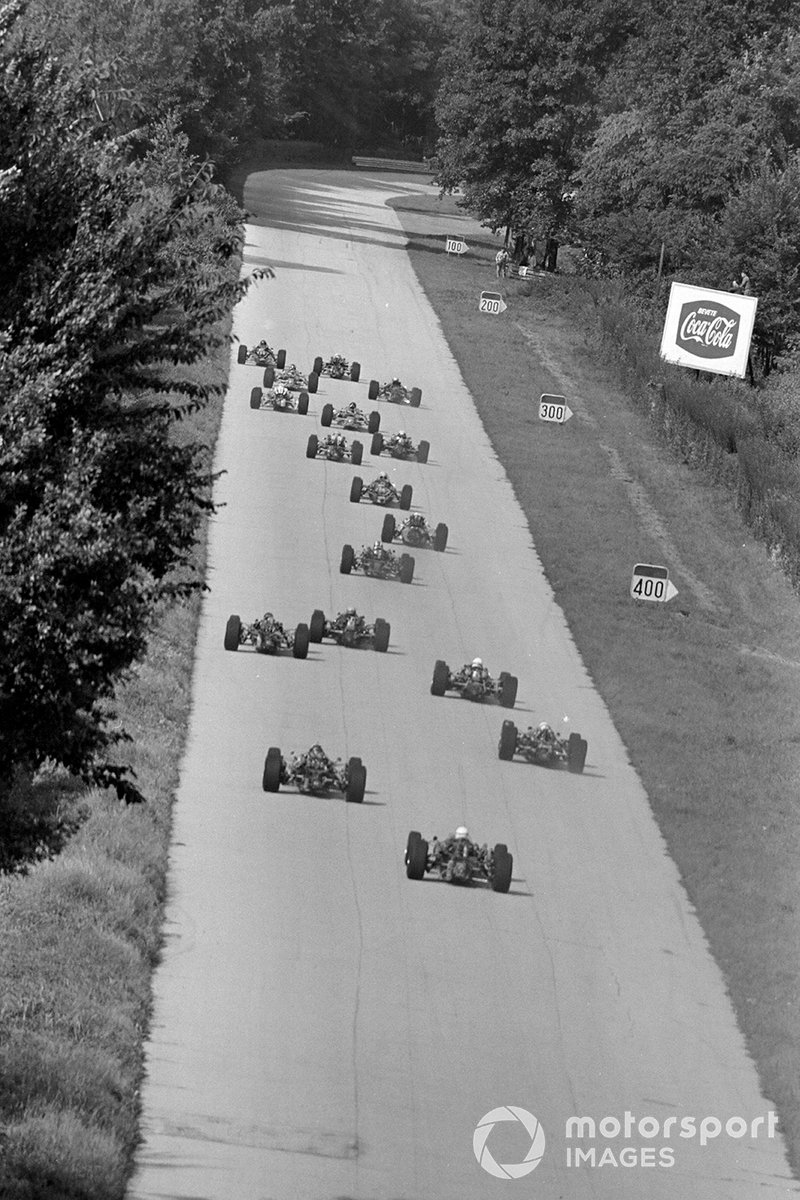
[129,170,799,1200]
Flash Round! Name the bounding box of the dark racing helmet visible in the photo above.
[391,377,401,386]
[347,401,358,412]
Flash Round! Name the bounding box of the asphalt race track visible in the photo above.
[129,170,799,1199]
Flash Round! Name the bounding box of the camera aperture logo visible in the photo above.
[473,1106,546,1179]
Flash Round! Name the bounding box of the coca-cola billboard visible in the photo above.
[660,283,757,378]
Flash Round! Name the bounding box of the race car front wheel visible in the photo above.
[307,372,319,393]
[368,379,380,400]
[416,439,430,464]
[263,365,275,388]
[350,439,363,466]
[567,733,588,774]
[373,618,390,652]
[371,432,383,456]
[381,513,396,543]
[499,673,518,708]
[431,659,449,696]
[306,434,319,459]
[349,476,363,503]
[399,484,413,511]
[433,522,448,552]
[320,403,334,427]
[237,344,248,364]
[309,609,326,643]
[409,387,422,407]
[399,554,415,584]
[276,349,287,369]
[490,847,513,893]
[340,543,356,574]
[297,391,309,416]
[350,361,361,382]
[313,355,324,376]
[249,388,262,410]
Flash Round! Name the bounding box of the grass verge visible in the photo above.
[0,330,234,1197]
[391,193,800,1177]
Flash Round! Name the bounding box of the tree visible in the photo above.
[0,15,248,800]
[434,0,635,237]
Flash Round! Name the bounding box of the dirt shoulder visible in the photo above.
[391,193,800,1175]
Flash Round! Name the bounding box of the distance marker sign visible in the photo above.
[479,290,507,314]
[630,563,678,603]
[539,394,573,423]
[446,237,469,255]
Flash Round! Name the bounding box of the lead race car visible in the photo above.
[349,472,412,509]
[312,353,361,382]
[224,612,310,659]
[405,826,513,893]
[263,362,318,394]
[321,400,380,434]
[381,512,448,552]
[250,381,309,414]
[340,539,415,584]
[430,657,518,707]
[306,432,363,465]
[498,720,588,773]
[367,376,422,407]
[309,606,390,652]
[237,340,287,368]
[262,744,366,803]
[370,430,429,463]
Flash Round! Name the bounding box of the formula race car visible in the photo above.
[224,612,310,659]
[349,473,412,509]
[312,353,361,382]
[498,720,588,773]
[263,362,318,393]
[430,658,517,707]
[321,401,380,434]
[262,744,366,802]
[381,512,447,552]
[405,827,513,893]
[237,340,287,368]
[306,433,363,465]
[371,430,429,463]
[340,540,415,583]
[367,377,422,407]
[309,607,390,652]
[250,382,309,414]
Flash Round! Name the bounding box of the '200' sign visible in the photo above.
[479,290,506,315]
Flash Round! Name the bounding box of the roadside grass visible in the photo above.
[391,194,800,1175]
[0,330,233,1197]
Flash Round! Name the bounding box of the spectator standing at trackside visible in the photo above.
[731,270,752,296]
[495,247,509,278]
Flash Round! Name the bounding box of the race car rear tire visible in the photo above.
[350,439,363,466]
[433,522,448,552]
[491,848,513,893]
[406,833,428,880]
[292,623,310,659]
[321,403,334,427]
[381,513,396,542]
[224,615,241,652]
[350,361,361,382]
[349,476,363,503]
[368,379,380,400]
[263,365,275,388]
[309,609,326,643]
[567,732,588,774]
[399,484,413,510]
[371,432,383,455]
[262,747,282,793]
[416,439,430,464]
[368,411,381,434]
[313,356,324,376]
[498,719,518,760]
[431,659,449,696]
[499,674,518,708]
[346,757,366,803]
[237,344,247,364]
[409,387,422,407]
[306,434,319,459]
[399,554,415,584]
[276,349,287,369]
[373,618,390,652]
[298,391,309,415]
[250,387,262,410]
[340,543,355,574]
[307,372,319,393]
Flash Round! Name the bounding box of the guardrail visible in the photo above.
[351,156,433,174]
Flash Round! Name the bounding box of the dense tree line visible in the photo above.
[434,0,800,372]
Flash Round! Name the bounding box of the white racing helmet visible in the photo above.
[455,826,469,840]
[471,658,483,668]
